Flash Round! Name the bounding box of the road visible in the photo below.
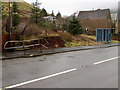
[2,46,119,88]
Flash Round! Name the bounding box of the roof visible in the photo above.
[77,9,111,20]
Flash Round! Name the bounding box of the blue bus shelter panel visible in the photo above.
[96,29,112,42]
[96,29,103,42]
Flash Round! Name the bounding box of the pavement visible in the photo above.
[1,45,119,88]
[1,43,120,60]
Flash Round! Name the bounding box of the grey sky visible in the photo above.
[24,0,119,16]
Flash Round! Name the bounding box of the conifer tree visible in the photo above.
[30,0,41,24]
[67,15,83,35]
[51,10,55,17]
[56,12,62,19]
[40,8,47,17]
[12,2,20,29]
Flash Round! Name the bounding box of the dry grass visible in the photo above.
[19,24,64,40]
[65,34,103,47]
[57,32,73,42]
[20,23,49,40]
[112,40,120,43]
[65,34,119,47]
[19,25,119,47]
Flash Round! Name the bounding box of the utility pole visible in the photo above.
[8,0,12,41]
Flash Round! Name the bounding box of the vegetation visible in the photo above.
[40,8,48,17]
[12,2,20,29]
[65,34,103,47]
[2,2,20,33]
[30,0,41,24]
[2,2,9,32]
[2,2,33,32]
[2,3,8,19]
[2,1,119,49]
[56,12,62,20]
[51,10,55,16]
[67,15,83,35]
[2,2,33,17]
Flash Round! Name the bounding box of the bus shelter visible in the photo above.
[96,29,112,42]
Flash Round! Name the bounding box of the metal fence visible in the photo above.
[4,38,54,56]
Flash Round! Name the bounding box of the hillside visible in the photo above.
[2,1,119,48]
[17,2,33,13]
[17,2,34,18]
[2,1,33,18]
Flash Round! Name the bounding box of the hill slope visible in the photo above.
[2,1,33,18]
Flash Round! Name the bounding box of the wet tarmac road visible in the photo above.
[2,46,119,88]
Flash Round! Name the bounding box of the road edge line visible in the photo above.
[93,56,120,65]
[3,68,77,89]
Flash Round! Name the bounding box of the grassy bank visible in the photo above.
[64,34,119,47]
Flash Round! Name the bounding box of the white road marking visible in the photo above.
[3,68,77,89]
[94,56,120,65]
[1,56,119,89]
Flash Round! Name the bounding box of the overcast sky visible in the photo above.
[24,0,119,16]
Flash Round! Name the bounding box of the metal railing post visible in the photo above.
[38,39,42,53]
[3,38,55,56]
[22,41,26,55]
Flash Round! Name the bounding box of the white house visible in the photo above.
[44,16,56,21]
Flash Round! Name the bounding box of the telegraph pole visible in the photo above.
[8,0,12,41]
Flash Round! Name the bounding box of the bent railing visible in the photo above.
[4,38,54,56]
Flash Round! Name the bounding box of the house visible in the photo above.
[117,1,120,34]
[77,9,112,35]
[44,16,56,21]
[44,16,64,30]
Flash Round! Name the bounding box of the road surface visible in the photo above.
[2,46,119,88]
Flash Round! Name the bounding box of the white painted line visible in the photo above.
[94,56,120,65]
[3,68,77,89]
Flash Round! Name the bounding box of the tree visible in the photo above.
[12,2,20,29]
[12,14,20,27]
[2,3,8,19]
[62,18,69,31]
[56,12,62,20]
[67,15,83,35]
[40,8,47,17]
[12,2,19,12]
[30,0,41,24]
[2,3,8,31]
[51,10,55,17]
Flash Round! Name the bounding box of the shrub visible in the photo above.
[20,23,44,39]
[67,16,83,35]
[12,14,20,27]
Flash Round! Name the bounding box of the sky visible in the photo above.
[24,0,119,16]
